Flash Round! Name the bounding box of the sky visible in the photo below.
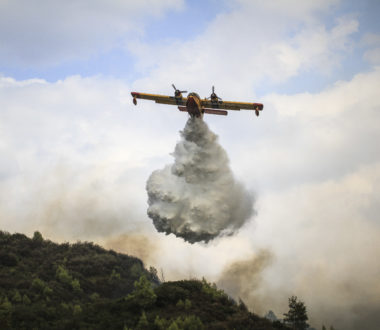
[1,0,380,329]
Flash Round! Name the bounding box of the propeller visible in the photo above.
[207,86,222,101]
[172,84,187,97]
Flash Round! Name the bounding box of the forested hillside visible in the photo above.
[0,231,288,329]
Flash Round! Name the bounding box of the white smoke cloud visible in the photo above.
[146,118,254,243]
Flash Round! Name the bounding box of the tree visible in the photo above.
[71,278,82,292]
[22,294,31,305]
[32,277,46,292]
[148,266,159,283]
[176,299,184,308]
[181,315,204,329]
[136,311,149,329]
[33,231,43,242]
[126,275,156,308]
[184,298,192,310]
[167,320,179,330]
[0,297,12,328]
[12,290,22,303]
[73,304,82,316]
[154,315,167,330]
[56,265,72,285]
[283,296,309,330]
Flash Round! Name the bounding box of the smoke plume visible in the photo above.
[217,250,273,314]
[103,233,159,266]
[146,118,254,243]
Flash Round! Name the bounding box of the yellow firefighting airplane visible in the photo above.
[131,85,263,118]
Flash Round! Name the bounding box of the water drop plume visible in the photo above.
[146,117,255,243]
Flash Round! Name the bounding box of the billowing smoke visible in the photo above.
[146,117,254,243]
[217,250,273,315]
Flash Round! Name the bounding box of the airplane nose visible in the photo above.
[187,96,195,106]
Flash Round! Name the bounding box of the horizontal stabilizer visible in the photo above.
[178,106,187,112]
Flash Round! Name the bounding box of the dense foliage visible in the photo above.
[0,230,287,329]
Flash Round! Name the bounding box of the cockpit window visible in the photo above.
[188,92,200,99]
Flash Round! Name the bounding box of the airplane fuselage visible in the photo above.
[185,93,203,118]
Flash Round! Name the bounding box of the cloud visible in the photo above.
[0,0,184,67]
[229,68,380,329]
[364,48,380,64]
[253,162,380,329]
[271,16,358,76]
[0,74,184,239]
[227,67,380,192]
[235,0,340,21]
[130,0,355,96]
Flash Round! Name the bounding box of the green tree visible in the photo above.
[176,299,184,308]
[154,315,167,330]
[182,315,204,329]
[56,265,72,285]
[12,290,22,303]
[167,320,179,330]
[73,304,82,316]
[43,286,53,296]
[32,277,46,292]
[148,266,159,283]
[110,269,121,280]
[33,231,43,242]
[201,278,227,300]
[283,296,309,330]
[90,292,100,301]
[130,263,143,278]
[136,311,149,329]
[184,298,192,310]
[71,278,82,292]
[0,297,12,328]
[22,294,31,305]
[322,326,326,330]
[126,275,156,308]
[1,297,12,310]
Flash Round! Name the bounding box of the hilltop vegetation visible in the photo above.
[0,230,288,329]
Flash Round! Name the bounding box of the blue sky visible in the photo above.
[1,0,379,94]
[1,1,380,329]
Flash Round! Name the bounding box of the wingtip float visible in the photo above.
[131,85,263,119]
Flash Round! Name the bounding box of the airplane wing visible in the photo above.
[131,92,187,106]
[200,99,264,115]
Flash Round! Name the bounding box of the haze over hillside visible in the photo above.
[0,230,287,329]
